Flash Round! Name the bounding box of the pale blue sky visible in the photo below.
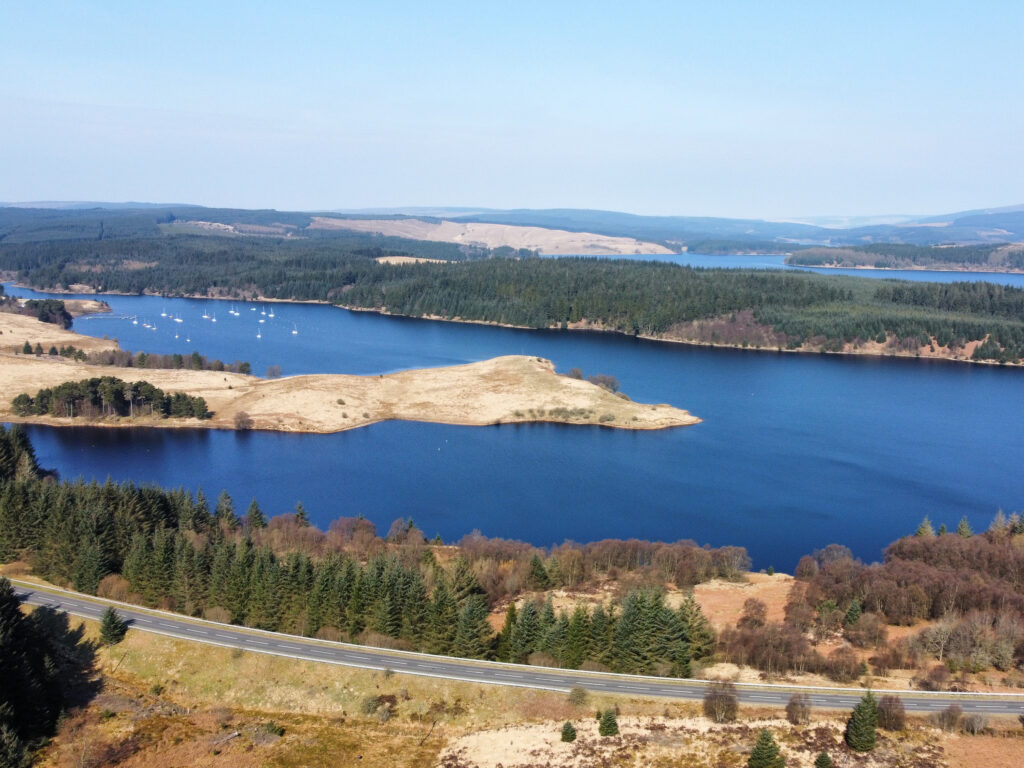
[2,1,1021,217]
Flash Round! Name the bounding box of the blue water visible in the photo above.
[5,282,1023,570]
[551,252,1024,287]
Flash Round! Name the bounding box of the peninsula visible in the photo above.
[0,314,698,434]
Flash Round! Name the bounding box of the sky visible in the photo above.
[1,1,1022,219]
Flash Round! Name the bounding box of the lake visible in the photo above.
[4,276,1023,570]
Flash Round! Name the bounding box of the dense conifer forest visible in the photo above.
[788,243,1024,271]
[5,232,1024,362]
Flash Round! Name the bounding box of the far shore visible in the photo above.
[783,260,1024,275]
[6,280,1020,367]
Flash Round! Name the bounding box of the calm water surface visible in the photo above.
[5,278,1023,569]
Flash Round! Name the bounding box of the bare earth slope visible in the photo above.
[309,216,674,255]
[0,316,698,434]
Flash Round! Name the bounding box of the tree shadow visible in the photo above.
[25,606,103,709]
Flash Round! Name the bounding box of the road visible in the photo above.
[15,582,1024,716]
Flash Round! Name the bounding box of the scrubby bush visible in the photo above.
[703,681,738,723]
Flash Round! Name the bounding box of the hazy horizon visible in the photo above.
[2,2,1021,218]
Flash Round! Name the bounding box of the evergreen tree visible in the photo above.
[813,752,832,768]
[563,606,592,669]
[99,607,128,645]
[215,491,238,531]
[425,579,457,654]
[509,599,540,662]
[453,594,492,659]
[294,501,309,526]
[677,593,715,662]
[528,554,550,589]
[598,709,619,736]
[246,499,266,530]
[956,516,973,538]
[747,728,785,768]
[915,516,935,537]
[496,602,518,661]
[844,598,861,626]
[561,721,577,742]
[844,691,878,752]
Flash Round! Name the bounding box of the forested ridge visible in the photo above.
[10,376,210,420]
[5,233,1024,362]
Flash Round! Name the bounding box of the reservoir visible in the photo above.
[5,274,1023,570]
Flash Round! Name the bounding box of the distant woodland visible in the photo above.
[4,225,1024,362]
[787,243,1024,271]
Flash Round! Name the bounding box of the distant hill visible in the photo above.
[2,202,1022,251]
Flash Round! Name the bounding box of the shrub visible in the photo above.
[961,714,987,735]
[264,721,285,736]
[785,693,811,725]
[234,411,253,430]
[567,686,588,706]
[877,695,906,731]
[561,721,577,742]
[934,704,962,732]
[703,681,738,723]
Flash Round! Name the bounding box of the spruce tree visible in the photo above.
[813,752,832,768]
[598,709,619,736]
[246,499,266,530]
[915,516,935,537]
[844,598,861,626]
[99,607,128,645]
[561,721,577,742]
[294,501,309,526]
[844,691,878,752]
[956,516,973,538]
[453,595,492,659]
[747,729,785,768]
[528,554,550,589]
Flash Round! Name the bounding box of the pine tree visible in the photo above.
[747,728,785,768]
[509,599,540,662]
[294,501,309,526]
[246,499,266,530]
[496,602,518,661]
[561,721,577,742]
[215,491,238,531]
[563,606,592,669]
[915,517,935,537]
[813,752,832,768]
[99,607,128,645]
[956,516,973,538]
[598,709,619,736]
[845,691,878,752]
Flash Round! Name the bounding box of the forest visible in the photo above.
[5,233,1024,362]
[2,425,1024,692]
[787,243,1024,271]
[10,376,210,420]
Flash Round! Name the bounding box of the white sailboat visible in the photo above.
[131,316,138,325]
[160,307,167,317]
[256,327,262,339]
[211,312,217,323]
[174,317,183,323]
[268,308,275,318]
[291,323,298,335]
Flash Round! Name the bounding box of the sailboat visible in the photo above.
[258,317,265,324]
[268,307,275,318]
[131,316,138,325]
[174,317,183,323]
[201,307,210,320]
[256,327,262,339]
[211,312,217,323]
[160,307,167,317]
[291,323,298,335]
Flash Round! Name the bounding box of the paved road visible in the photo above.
[16,582,1024,716]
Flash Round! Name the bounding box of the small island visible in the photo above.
[0,313,699,434]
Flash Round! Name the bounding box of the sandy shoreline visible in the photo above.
[0,314,699,434]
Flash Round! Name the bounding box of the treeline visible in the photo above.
[0,427,727,676]
[14,342,250,374]
[0,286,72,328]
[11,376,210,420]
[788,243,1024,270]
